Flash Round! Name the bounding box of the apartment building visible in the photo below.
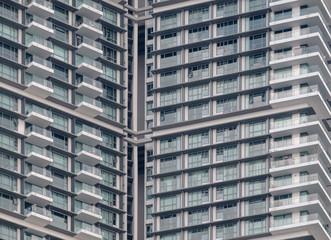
[0,0,330,240]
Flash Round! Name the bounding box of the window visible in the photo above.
[0,223,16,239]
[188,26,209,43]
[188,84,209,100]
[160,51,179,67]
[247,52,266,69]
[52,152,68,170]
[160,194,180,211]
[52,84,68,102]
[160,156,180,173]
[160,70,181,87]
[188,103,209,120]
[102,103,117,121]
[188,227,209,240]
[146,102,153,115]
[160,137,180,154]
[160,89,180,106]
[248,33,266,50]
[102,151,117,169]
[273,174,292,187]
[188,64,209,80]
[0,111,17,131]
[188,189,209,206]
[216,145,238,162]
[53,25,69,43]
[216,164,237,181]
[245,198,266,216]
[102,65,117,82]
[147,65,152,78]
[102,85,117,103]
[146,224,152,238]
[160,32,179,49]
[274,213,292,227]
[52,191,68,210]
[246,159,266,176]
[246,140,266,157]
[246,178,266,196]
[101,132,117,149]
[147,83,153,97]
[146,186,153,200]
[189,7,209,24]
[0,131,17,151]
[246,121,266,137]
[216,222,237,239]
[217,58,237,75]
[52,113,68,131]
[54,5,69,23]
[103,7,117,25]
[102,170,117,187]
[147,45,153,59]
[0,192,17,212]
[103,46,117,63]
[188,170,209,187]
[216,203,237,219]
[188,131,209,149]
[52,132,68,150]
[101,190,117,206]
[188,151,209,168]
[53,44,68,63]
[216,184,237,200]
[216,97,237,113]
[0,2,18,21]
[0,172,17,191]
[147,27,153,40]
[160,214,180,230]
[216,78,238,94]
[53,172,68,190]
[217,20,238,36]
[217,0,237,17]
[248,14,266,30]
[246,72,266,89]
[0,62,18,82]
[0,22,18,41]
[146,168,153,182]
[274,8,292,21]
[103,26,117,44]
[245,218,266,235]
[102,228,116,240]
[160,13,180,30]
[0,152,17,171]
[0,92,17,111]
[102,209,117,226]
[188,208,209,226]
[216,125,238,142]
[53,64,68,82]
[160,108,181,125]
[0,41,18,62]
[146,205,152,219]
[160,233,180,240]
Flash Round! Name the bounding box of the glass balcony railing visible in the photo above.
[75,163,101,176]
[216,45,237,56]
[26,55,53,68]
[26,34,53,49]
[75,201,101,215]
[270,46,323,61]
[25,74,52,88]
[24,204,51,218]
[75,221,101,235]
[76,17,102,31]
[76,0,102,11]
[25,183,52,198]
[25,164,51,177]
[24,233,43,240]
[25,0,53,8]
[75,143,101,157]
[54,10,69,23]
[188,50,209,63]
[75,76,102,88]
[271,26,324,41]
[217,62,238,75]
[271,6,327,22]
[25,125,52,138]
[75,94,102,108]
[75,182,101,195]
[76,55,102,69]
[0,5,18,21]
[77,36,102,50]
[25,104,52,118]
[26,15,52,28]
[25,144,52,158]
[270,65,329,82]
[271,134,322,149]
[75,124,101,137]
[270,115,319,129]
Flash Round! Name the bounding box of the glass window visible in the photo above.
[103,7,117,25]
[245,140,266,157]
[216,222,237,239]
[102,228,116,240]
[245,217,266,235]
[188,227,209,240]
[0,131,17,151]
[102,170,117,187]
[53,25,69,43]
[52,152,68,170]
[188,103,209,120]
[188,151,209,168]
[188,131,209,149]
[188,84,209,100]
[188,189,209,206]
[102,65,117,82]
[101,209,117,226]
[216,125,238,142]
[102,103,117,121]
[217,20,238,36]
[0,223,16,239]
[160,137,180,154]
[52,113,68,131]
[216,184,237,200]
[51,211,68,229]
[246,120,266,137]
[216,145,238,162]
[245,198,266,216]
[216,97,237,114]
[188,169,209,187]
[160,13,180,30]
[52,84,68,102]
[0,62,18,82]
[0,152,17,171]
[216,164,237,181]
[246,178,266,196]
[52,191,68,210]
[246,159,266,176]
[246,72,266,89]
[189,7,209,24]
[0,172,17,191]
[160,156,180,173]
[217,0,237,17]
[0,22,18,41]
[0,92,17,111]
[101,190,117,206]
[103,26,117,44]
[216,203,237,219]
[188,26,209,43]
[160,89,180,106]
[0,111,17,131]
[188,208,209,226]
[53,44,68,63]
[102,151,117,169]
[160,194,180,211]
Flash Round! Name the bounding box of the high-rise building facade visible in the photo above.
[0,0,330,240]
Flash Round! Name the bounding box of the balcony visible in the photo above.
[25,55,54,79]
[26,15,54,38]
[75,222,102,240]
[75,183,102,204]
[75,202,102,224]
[270,213,331,240]
[75,124,102,147]
[25,104,53,128]
[270,193,331,221]
[25,185,53,206]
[75,0,103,21]
[25,144,52,167]
[75,76,103,99]
[25,205,52,227]
[25,74,53,98]
[25,164,53,187]
[75,143,103,166]
[76,17,103,40]
[26,0,54,19]
[76,36,103,59]
[76,55,103,79]
[26,35,53,58]
[270,85,331,119]
[75,163,102,185]
[75,95,103,117]
[25,125,53,148]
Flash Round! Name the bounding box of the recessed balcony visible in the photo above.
[75,143,103,166]
[75,182,102,204]
[25,55,54,79]
[25,125,53,148]
[75,202,102,224]
[25,104,53,128]
[76,36,103,59]
[75,0,103,21]
[26,15,54,38]
[24,205,52,227]
[25,164,53,187]
[25,185,53,207]
[25,144,53,167]
[26,34,54,58]
[75,124,102,147]
[25,74,53,99]
[75,163,102,185]
[76,55,103,79]
[26,0,54,19]
[270,85,331,119]
[75,76,103,99]
[75,94,103,117]
[75,222,102,240]
[270,213,331,240]
[76,17,103,40]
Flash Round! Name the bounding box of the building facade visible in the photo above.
[0,0,330,240]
